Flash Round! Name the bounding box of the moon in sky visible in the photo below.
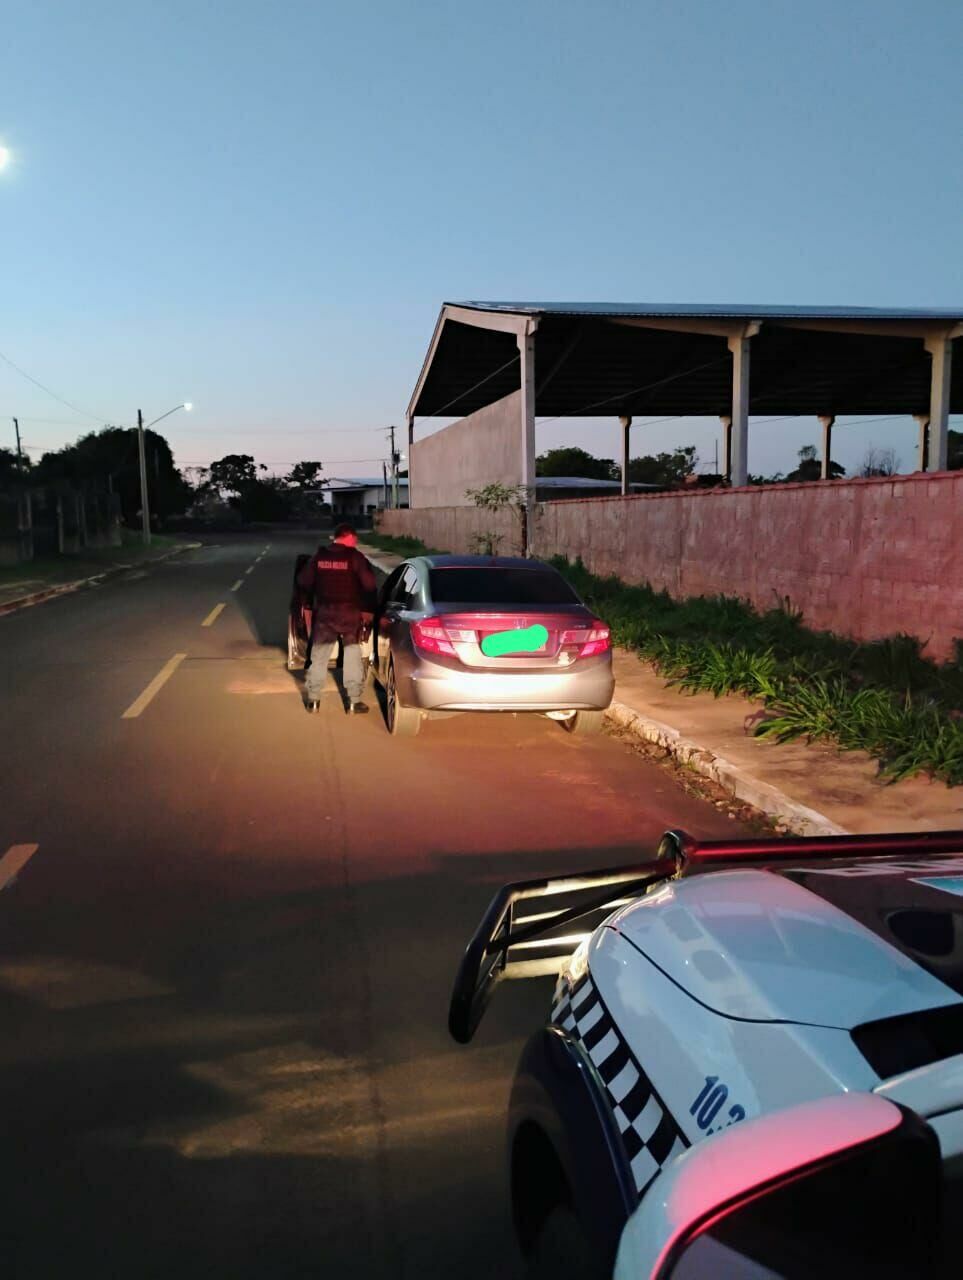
[0,146,11,171]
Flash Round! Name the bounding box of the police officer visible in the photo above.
[297,523,378,714]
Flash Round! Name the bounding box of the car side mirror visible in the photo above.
[615,1094,941,1280]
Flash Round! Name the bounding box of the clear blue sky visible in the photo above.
[1,0,960,481]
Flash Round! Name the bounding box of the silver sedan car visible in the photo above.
[369,555,614,737]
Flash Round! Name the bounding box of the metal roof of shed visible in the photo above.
[408,301,963,420]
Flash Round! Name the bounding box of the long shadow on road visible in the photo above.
[0,842,637,1279]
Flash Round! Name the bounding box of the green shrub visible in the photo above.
[551,556,963,786]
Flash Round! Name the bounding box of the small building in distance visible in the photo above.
[324,476,409,518]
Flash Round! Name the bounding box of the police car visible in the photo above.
[449,829,963,1277]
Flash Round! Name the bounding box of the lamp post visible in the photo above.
[137,402,192,545]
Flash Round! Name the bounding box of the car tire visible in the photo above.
[527,1205,604,1280]
[562,710,604,737]
[385,658,420,737]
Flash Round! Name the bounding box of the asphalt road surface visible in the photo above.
[0,533,749,1279]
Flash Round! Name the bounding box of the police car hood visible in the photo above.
[608,859,963,1028]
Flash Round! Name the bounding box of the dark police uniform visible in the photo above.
[297,541,378,706]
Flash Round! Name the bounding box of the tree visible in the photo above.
[536,447,617,481]
[33,425,191,523]
[207,454,263,498]
[238,476,292,522]
[283,460,324,490]
[785,443,845,483]
[465,482,529,555]
[0,446,31,484]
[858,447,900,477]
[626,446,698,487]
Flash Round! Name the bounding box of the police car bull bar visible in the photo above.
[448,827,963,1044]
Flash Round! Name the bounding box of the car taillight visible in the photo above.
[559,621,611,658]
[411,618,478,656]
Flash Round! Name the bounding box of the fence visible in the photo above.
[378,471,963,662]
[0,486,122,565]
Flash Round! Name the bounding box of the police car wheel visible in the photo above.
[562,710,604,736]
[386,659,420,737]
[527,1205,603,1280]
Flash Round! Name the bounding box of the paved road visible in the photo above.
[0,533,748,1279]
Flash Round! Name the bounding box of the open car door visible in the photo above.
[287,553,312,670]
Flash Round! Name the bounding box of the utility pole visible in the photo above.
[387,424,400,510]
[12,417,24,473]
[137,409,151,546]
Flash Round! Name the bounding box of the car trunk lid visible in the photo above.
[416,607,605,670]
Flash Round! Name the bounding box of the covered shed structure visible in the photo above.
[405,303,962,508]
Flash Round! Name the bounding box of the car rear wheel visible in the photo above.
[562,710,604,736]
[385,658,420,737]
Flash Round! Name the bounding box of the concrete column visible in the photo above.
[924,335,953,472]
[726,334,752,487]
[819,416,836,479]
[517,331,536,554]
[720,415,733,482]
[914,415,930,472]
[406,413,414,508]
[620,416,632,495]
[518,332,536,492]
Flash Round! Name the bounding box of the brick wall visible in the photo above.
[379,471,963,661]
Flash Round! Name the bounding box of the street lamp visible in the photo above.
[137,402,192,546]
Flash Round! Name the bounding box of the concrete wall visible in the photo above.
[380,504,520,555]
[379,471,963,661]
[411,391,520,508]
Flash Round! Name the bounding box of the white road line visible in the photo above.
[121,653,187,719]
[230,579,243,591]
[0,843,39,892]
[244,565,255,575]
[201,602,226,627]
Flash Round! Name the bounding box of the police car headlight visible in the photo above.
[562,936,590,988]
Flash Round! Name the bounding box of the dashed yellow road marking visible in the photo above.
[0,844,39,892]
[201,603,226,627]
[121,653,187,719]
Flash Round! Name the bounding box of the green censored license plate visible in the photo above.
[480,624,550,657]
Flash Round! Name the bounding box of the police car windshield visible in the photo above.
[428,568,578,606]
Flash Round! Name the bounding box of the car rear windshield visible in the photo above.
[428,567,579,605]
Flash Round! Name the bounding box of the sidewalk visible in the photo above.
[0,539,201,614]
[359,543,962,837]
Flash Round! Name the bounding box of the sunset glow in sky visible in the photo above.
[1,1,960,481]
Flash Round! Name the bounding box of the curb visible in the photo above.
[0,542,202,618]
[605,699,849,837]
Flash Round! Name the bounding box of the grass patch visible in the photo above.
[362,531,450,557]
[552,556,963,786]
[0,533,186,593]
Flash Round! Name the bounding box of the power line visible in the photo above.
[413,352,522,426]
[0,347,108,421]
